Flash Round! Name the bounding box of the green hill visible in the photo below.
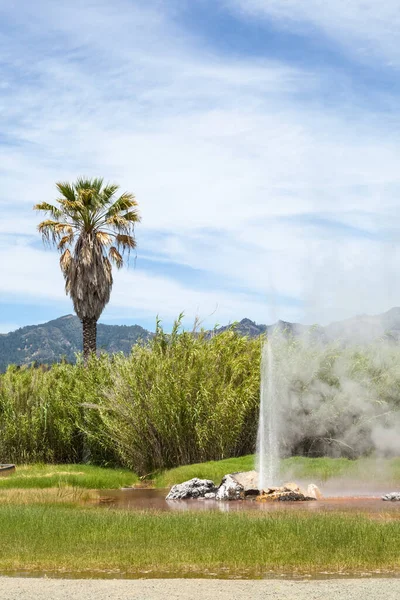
[0,315,151,372]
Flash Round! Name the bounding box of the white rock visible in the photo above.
[307,484,323,499]
[382,492,400,501]
[166,478,217,500]
[216,474,244,500]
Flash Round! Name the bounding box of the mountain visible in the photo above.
[0,315,152,372]
[216,308,400,345]
[1,308,400,372]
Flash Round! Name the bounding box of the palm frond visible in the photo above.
[76,177,104,194]
[106,193,138,218]
[96,231,113,246]
[33,202,63,220]
[115,234,137,250]
[56,182,76,203]
[59,198,85,216]
[54,223,73,234]
[100,184,119,204]
[58,233,75,250]
[105,214,130,232]
[109,246,123,269]
[122,210,141,223]
[60,249,72,274]
[38,220,62,244]
[38,221,74,245]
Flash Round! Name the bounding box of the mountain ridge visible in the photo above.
[1,308,400,371]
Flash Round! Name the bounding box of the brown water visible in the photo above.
[97,488,400,514]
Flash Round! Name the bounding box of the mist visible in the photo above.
[267,329,400,463]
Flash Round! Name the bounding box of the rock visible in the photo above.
[257,483,317,502]
[277,492,317,502]
[204,492,216,499]
[282,482,302,493]
[307,484,323,499]
[382,492,400,501]
[166,478,217,500]
[229,471,259,496]
[216,474,245,500]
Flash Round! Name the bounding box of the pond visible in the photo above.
[97,487,400,514]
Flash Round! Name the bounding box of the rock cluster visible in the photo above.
[166,471,321,502]
[166,478,217,500]
[382,492,400,501]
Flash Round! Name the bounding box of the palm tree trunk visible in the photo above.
[82,317,97,364]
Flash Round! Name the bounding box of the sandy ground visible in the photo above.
[1,577,400,600]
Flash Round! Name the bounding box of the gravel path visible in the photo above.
[1,577,400,600]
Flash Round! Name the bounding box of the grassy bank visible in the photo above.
[0,465,137,490]
[0,505,399,576]
[2,457,400,490]
[154,456,400,488]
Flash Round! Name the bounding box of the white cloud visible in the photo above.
[0,243,289,328]
[229,0,400,65]
[1,0,400,329]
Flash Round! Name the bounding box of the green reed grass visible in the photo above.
[0,506,399,576]
[1,317,400,475]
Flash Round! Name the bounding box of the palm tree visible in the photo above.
[34,177,140,363]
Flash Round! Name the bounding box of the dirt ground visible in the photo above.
[0,577,400,600]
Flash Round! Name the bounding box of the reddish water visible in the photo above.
[98,488,400,514]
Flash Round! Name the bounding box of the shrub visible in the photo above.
[91,319,261,474]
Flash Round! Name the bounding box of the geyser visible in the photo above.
[256,338,280,491]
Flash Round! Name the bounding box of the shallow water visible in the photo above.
[97,488,400,514]
[2,567,400,580]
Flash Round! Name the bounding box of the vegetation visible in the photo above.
[1,321,400,474]
[0,506,399,576]
[154,456,400,488]
[4,308,400,374]
[0,323,261,472]
[34,178,140,362]
[0,464,137,490]
[0,315,151,373]
[0,487,98,506]
[0,457,399,492]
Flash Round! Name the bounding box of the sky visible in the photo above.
[1,0,400,333]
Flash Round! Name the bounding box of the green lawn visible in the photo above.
[0,505,399,577]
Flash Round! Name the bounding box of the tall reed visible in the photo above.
[1,319,400,474]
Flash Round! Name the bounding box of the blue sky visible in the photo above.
[1,0,400,333]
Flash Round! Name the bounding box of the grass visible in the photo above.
[154,455,256,488]
[0,464,137,490]
[0,487,98,505]
[154,456,400,488]
[0,505,399,576]
[0,458,399,577]
[2,457,400,491]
